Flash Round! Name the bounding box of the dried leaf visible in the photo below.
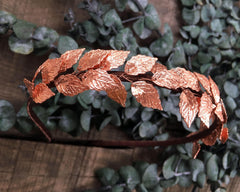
[179,89,199,128]
[77,49,110,72]
[101,50,130,71]
[198,92,214,128]
[124,55,158,75]
[151,63,167,73]
[23,78,34,96]
[152,69,183,90]
[55,74,88,96]
[82,69,127,106]
[27,82,55,103]
[60,48,85,73]
[131,81,163,110]
[192,142,201,159]
[194,72,211,94]
[219,127,228,144]
[209,76,220,104]
[172,67,201,92]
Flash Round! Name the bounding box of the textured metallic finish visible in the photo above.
[220,127,228,144]
[179,89,199,128]
[194,72,211,94]
[82,69,127,107]
[209,76,220,104]
[151,63,167,73]
[192,142,201,159]
[125,55,158,75]
[55,74,88,96]
[214,102,225,123]
[201,122,222,146]
[198,92,214,128]
[131,81,163,110]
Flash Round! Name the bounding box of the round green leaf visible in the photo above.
[8,35,34,55]
[210,0,222,8]
[119,166,140,190]
[142,164,159,189]
[162,155,177,179]
[183,42,198,56]
[227,18,240,33]
[182,25,200,39]
[137,183,148,192]
[180,0,196,6]
[201,4,216,22]
[182,8,200,25]
[59,109,78,132]
[110,110,121,126]
[224,81,239,98]
[225,96,237,111]
[139,121,158,138]
[95,167,119,186]
[115,0,128,12]
[133,18,152,39]
[12,20,36,39]
[98,116,112,131]
[138,47,153,57]
[189,159,204,182]
[196,172,206,188]
[0,100,16,131]
[57,35,78,54]
[159,177,179,188]
[144,4,161,30]
[103,9,123,30]
[82,20,99,43]
[150,24,173,57]
[197,52,212,64]
[127,0,148,12]
[80,108,91,132]
[210,19,224,33]
[141,108,154,121]
[134,161,149,176]
[168,41,186,68]
[0,10,16,25]
[206,154,219,181]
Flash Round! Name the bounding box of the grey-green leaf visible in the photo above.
[150,24,173,57]
[119,166,140,189]
[210,19,224,33]
[80,108,91,132]
[182,8,200,25]
[225,96,237,111]
[183,42,198,56]
[115,0,128,12]
[57,35,78,54]
[8,35,34,55]
[206,154,219,181]
[181,0,196,7]
[0,10,16,25]
[59,109,78,132]
[168,41,186,68]
[82,21,99,43]
[144,4,161,30]
[95,167,119,186]
[201,4,216,22]
[189,159,204,182]
[12,20,36,39]
[196,172,206,188]
[133,18,152,39]
[142,164,159,189]
[162,155,177,179]
[139,121,158,138]
[103,9,123,30]
[182,25,200,38]
[0,100,16,131]
[224,81,239,98]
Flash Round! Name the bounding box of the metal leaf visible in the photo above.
[179,89,199,128]
[60,48,85,73]
[219,127,228,144]
[124,55,157,75]
[151,63,167,73]
[198,92,214,128]
[82,69,127,106]
[24,78,55,103]
[131,81,163,110]
[172,67,201,92]
[214,102,225,123]
[194,72,211,94]
[152,68,183,90]
[209,76,220,104]
[55,74,88,96]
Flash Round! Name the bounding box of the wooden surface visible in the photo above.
[0,0,239,191]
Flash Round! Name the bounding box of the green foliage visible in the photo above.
[0,100,16,131]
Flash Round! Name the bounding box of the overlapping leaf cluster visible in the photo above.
[1,0,240,191]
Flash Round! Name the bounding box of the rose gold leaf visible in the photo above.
[219,127,228,144]
[82,69,127,106]
[201,120,222,146]
[172,68,201,92]
[220,99,228,123]
[32,58,61,84]
[192,142,201,159]
[101,50,130,71]
[152,69,183,90]
[179,89,199,128]
[214,102,225,123]
[198,92,214,128]
[32,83,55,103]
[151,63,167,73]
[60,48,85,73]
[124,55,158,75]
[107,74,127,107]
[209,76,220,104]
[194,72,211,94]
[55,74,88,96]
[131,81,163,110]
[77,49,110,72]
[24,78,34,96]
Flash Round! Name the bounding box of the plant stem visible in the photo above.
[122,15,144,24]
